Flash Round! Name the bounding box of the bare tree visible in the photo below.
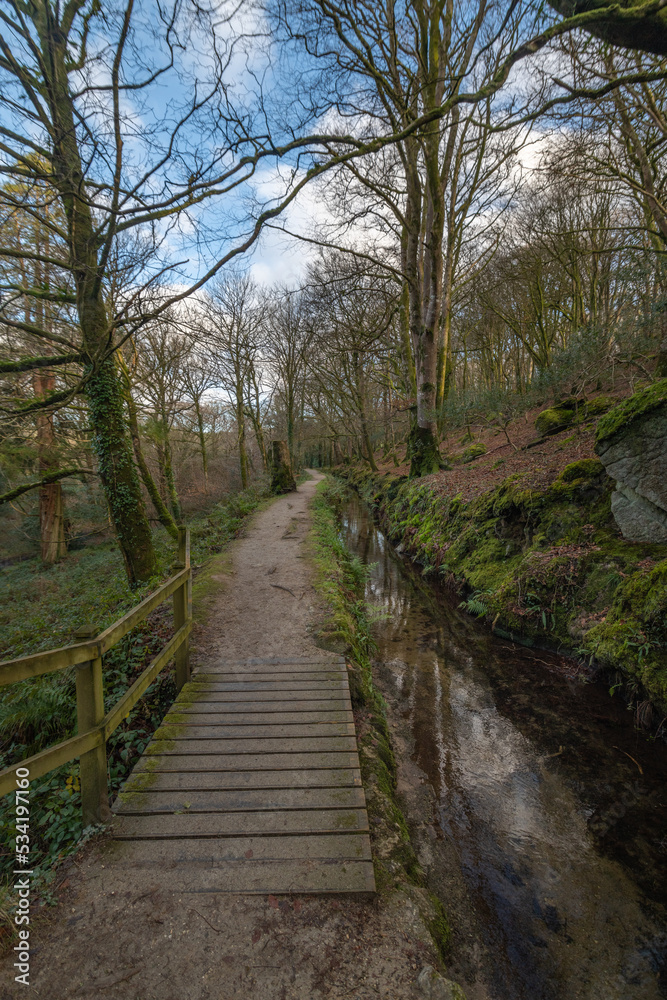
[204,275,264,489]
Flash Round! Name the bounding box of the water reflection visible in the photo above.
[340,498,667,1000]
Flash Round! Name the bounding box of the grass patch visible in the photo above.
[310,478,422,889]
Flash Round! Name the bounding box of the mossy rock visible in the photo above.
[461,442,486,463]
[584,395,615,418]
[535,406,575,437]
[558,459,605,484]
[595,378,667,446]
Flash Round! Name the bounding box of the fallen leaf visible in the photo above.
[268,894,279,909]
[245,849,253,859]
[252,928,261,943]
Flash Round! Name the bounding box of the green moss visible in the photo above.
[535,406,575,437]
[119,767,159,793]
[462,442,487,463]
[145,737,175,753]
[427,895,452,963]
[558,459,605,483]
[595,378,667,445]
[165,712,186,724]
[584,395,615,417]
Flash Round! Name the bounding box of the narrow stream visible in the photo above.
[339,494,667,1000]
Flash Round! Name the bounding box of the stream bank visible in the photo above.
[337,463,667,721]
[336,486,667,1000]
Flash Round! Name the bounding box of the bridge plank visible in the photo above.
[118,832,370,862]
[164,711,355,725]
[156,722,356,738]
[120,768,362,792]
[173,698,353,711]
[100,858,375,895]
[112,657,374,895]
[177,691,352,704]
[133,752,359,771]
[112,808,369,837]
[193,668,347,688]
[114,786,366,814]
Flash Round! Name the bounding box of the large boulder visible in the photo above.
[595,380,667,543]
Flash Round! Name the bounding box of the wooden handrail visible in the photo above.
[0,567,190,686]
[0,640,101,687]
[0,527,192,825]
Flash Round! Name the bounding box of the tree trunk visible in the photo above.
[39,479,65,563]
[286,389,296,471]
[194,399,209,491]
[120,362,178,540]
[270,440,296,494]
[161,415,181,521]
[42,17,156,584]
[87,359,156,584]
[33,369,66,564]
[236,389,249,489]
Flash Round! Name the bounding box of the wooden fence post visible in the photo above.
[74,626,109,826]
[173,526,191,691]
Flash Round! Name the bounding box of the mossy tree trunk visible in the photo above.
[270,440,296,494]
[87,360,156,584]
[40,16,156,584]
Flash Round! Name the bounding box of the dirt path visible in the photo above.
[1,475,446,1000]
[194,471,325,664]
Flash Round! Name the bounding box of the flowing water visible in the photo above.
[339,495,667,1000]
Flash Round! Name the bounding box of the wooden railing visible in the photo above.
[0,527,192,826]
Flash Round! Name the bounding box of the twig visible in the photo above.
[270,583,297,598]
[191,908,223,933]
[612,747,644,775]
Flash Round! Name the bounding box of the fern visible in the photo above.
[458,591,490,617]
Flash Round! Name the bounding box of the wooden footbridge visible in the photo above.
[112,656,375,895]
[0,528,375,896]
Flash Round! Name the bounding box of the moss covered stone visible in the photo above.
[558,459,605,483]
[584,395,615,418]
[595,378,667,445]
[535,405,575,437]
[462,442,487,463]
